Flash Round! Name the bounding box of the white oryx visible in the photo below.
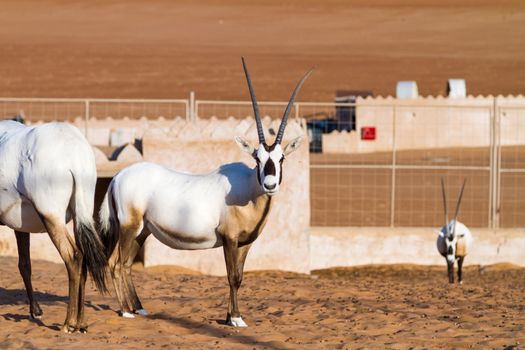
[436,178,473,284]
[98,58,312,327]
[0,121,107,333]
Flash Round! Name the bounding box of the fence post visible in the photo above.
[490,97,500,229]
[84,100,90,140]
[390,104,397,227]
[189,91,195,122]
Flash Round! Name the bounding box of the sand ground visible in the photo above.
[1,1,524,349]
[0,0,524,101]
[1,257,524,349]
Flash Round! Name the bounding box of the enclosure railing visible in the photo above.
[0,95,524,229]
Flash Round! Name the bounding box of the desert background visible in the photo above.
[1,0,525,349]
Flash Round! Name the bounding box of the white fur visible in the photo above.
[107,161,259,250]
[103,136,303,250]
[135,309,148,316]
[228,316,248,327]
[0,121,96,233]
[436,220,473,258]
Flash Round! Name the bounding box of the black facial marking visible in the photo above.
[447,246,453,255]
[264,158,276,176]
[279,156,284,184]
[254,159,262,185]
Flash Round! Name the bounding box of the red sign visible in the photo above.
[361,126,376,140]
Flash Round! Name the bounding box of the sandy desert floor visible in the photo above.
[0,0,524,101]
[1,1,525,349]
[0,257,524,349]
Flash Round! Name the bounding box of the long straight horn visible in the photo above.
[275,68,314,144]
[441,178,449,236]
[452,178,467,233]
[241,57,265,144]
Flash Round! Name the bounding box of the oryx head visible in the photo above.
[235,57,313,196]
[441,178,467,263]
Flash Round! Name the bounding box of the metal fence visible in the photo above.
[1,96,524,228]
[0,96,189,128]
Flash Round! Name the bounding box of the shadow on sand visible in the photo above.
[150,312,290,349]
[0,287,113,331]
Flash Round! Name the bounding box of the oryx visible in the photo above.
[436,178,473,284]
[0,121,107,333]
[98,57,312,327]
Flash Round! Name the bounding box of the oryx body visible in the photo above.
[104,161,271,252]
[99,58,311,327]
[436,179,473,284]
[0,121,107,332]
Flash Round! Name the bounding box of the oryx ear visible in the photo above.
[234,136,257,155]
[283,136,303,156]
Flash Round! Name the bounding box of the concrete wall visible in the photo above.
[322,96,525,154]
[310,227,525,270]
[141,117,311,275]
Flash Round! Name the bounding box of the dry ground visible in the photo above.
[1,2,524,349]
[0,257,524,349]
[0,0,524,101]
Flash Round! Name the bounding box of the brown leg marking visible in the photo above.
[76,260,88,332]
[14,231,43,319]
[110,214,145,316]
[108,240,133,315]
[223,240,252,323]
[42,215,83,333]
[447,260,455,284]
[121,229,150,313]
[457,256,465,284]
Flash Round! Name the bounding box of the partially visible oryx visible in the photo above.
[436,178,473,284]
[0,121,107,333]
[98,58,312,327]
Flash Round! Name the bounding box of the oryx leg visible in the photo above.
[121,228,150,316]
[109,216,145,318]
[457,256,465,284]
[14,231,43,319]
[447,260,455,284]
[223,240,252,327]
[76,259,88,332]
[108,239,133,318]
[42,215,83,333]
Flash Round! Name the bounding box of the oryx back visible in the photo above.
[110,162,231,250]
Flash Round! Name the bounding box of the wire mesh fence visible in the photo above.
[497,103,525,228]
[0,96,524,228]
[0,98,188,123]
[0,98,85,122]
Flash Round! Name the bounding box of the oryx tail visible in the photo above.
[98,182,119,260]
[71,170,108,293]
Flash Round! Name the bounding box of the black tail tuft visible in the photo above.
[98,216,119,260]
[75,221,109,294]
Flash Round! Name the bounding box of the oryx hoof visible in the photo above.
[30,306,43,320]
[227,316,248,327]
[61,324,76,334]
[135,309,149,316]
[120,311,135,319]
[30,311,43,320]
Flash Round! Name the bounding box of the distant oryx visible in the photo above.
[436,178,473,284]
[0,121,107,333]
[98,58,313,327]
